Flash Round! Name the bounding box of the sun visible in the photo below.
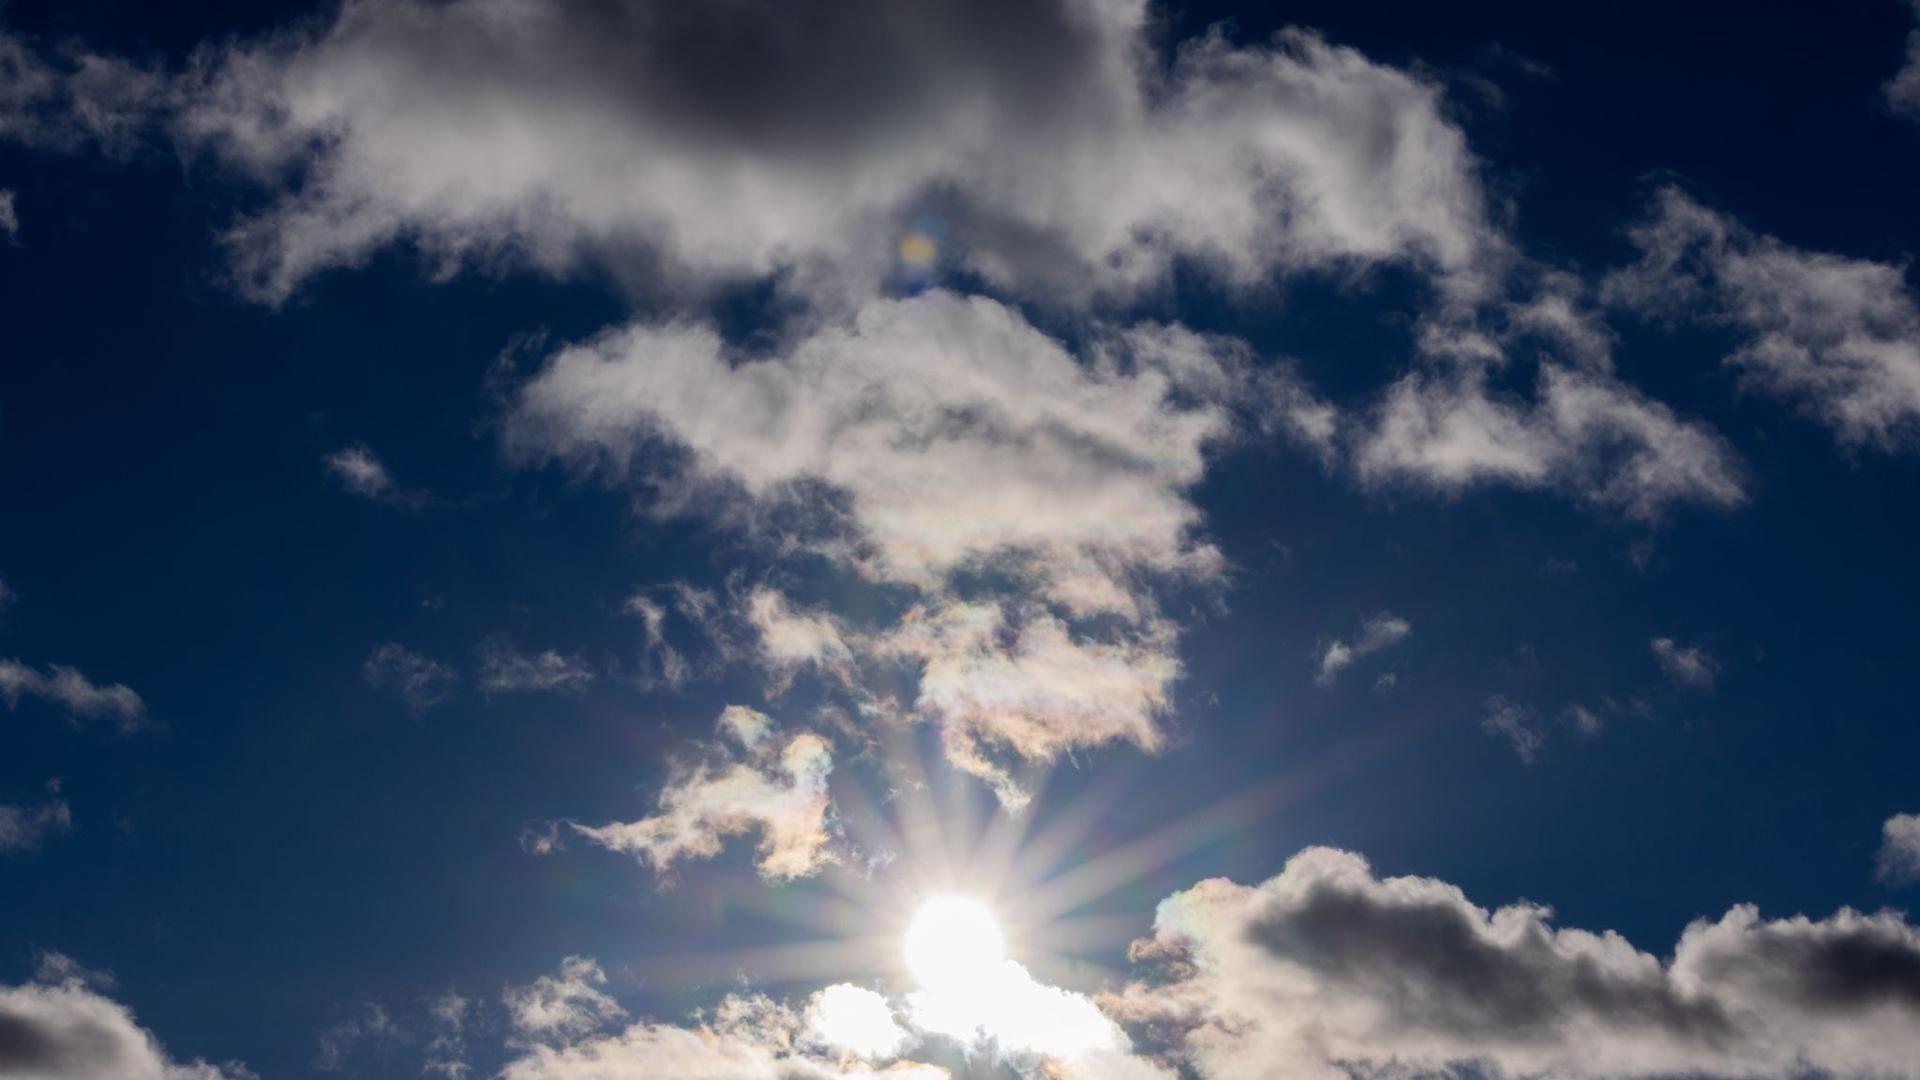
[903,895,1004,993]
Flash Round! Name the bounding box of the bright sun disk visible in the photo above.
[904,895,1004,992]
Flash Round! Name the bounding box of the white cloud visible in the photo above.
[1889,1,1920,118]
[509,291,1257,806]
[504,957,626,1042]
[361,642,456,712]
[0,658,146,730]
[174,0,1501,306]
[1878,812,1920,886]
[572,706,836,881]
[0,188,16,239]
[0,786,71,854]
[1314,612,1410,686]
[314,1002,400,1073]
[1481,693,1544,762]
[321,444,402,502]
[1606,187,1920,451]
[474,635,596,696]
[803,984,910,1062]
[0,29,163,156]
[1651,636,1717,691]
[623,594,690,690]
[0,955,246,1079]
[1356,360,1745,518]
[1109,845,1920,1080]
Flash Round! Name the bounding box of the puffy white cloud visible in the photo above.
[1314,612,1410,687]
[0,955,245,1080]
[0,658,147,730]
[1889,1,1920,118]
[503,957,626,1041]
[1356,360,1745,518]
[1606,187,1920,451]
[172,0,1501,306]
[360,642,456,712]
[1879,812,1920,886]
[500,988,948,1080]
[1651,636,1717,691]
[509,292,1262,806]
[474,635,596,696]
[803,985,910,1062]
[572,706,836,880]
[1109,846,1920,1080]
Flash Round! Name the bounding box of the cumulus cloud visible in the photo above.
[361,642,456,712]
[1606,187,1920,450]
[572,706,836,881]
[0,784,72,854]
[0,658,147,730]
[474,635,596,696]
[1651,636,1717,690]
[1314,612,1410,686]
[510,292,1263,806]
[503,957,626,1041]
[172,0,1501,306]
[1889,1,1920,118]
[1109,845,1920,1080]
[0,954,245,1079]
[1879,812,1920,886]
[1356,359,1745,518]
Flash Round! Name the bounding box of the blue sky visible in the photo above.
[3,2,1920,1078]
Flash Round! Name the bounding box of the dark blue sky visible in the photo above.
[2,3,1919,1079]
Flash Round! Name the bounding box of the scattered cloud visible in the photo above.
[1109,845,1920,1080]
[321,444,421,506]
[0,188,16,240]
[1606,187,1920,451]
[1314,612,1411,687]
[623,594,690,691]
[424,992,471,1080]
[1651,636,1718,691]
[1889,1,1920,118]
[361,643,457,713]
[0,28,164,156]
[315,1002,401,1073]
[174,0,1501,306]
[0,953,247,1079]
[474,635,596,697]
[572,706,836,881]
[1879,812,1920,885]
[0,658,147,730]
[503,957,626,1041]
[1481,694,1545,762]
[0,782,72,854]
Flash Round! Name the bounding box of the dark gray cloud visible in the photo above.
[1109,846,1920,1079]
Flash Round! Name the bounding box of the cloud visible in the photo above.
[474,635,596,696]
[0,954,245,1079]
[1879,813,1920,886]
[314,1002,401,1073]
[174,0,1501,306]
[803,984,911,1062]
[0,782,72,854]
[1889,1,1920,118]
[572,706,836,881]
[361,642,457,713]
[1481,693,1545,762]
[503,957,626,1042]
[0,189,16,239]
[1650,636,1717,691]
[623,594,690,690]
[320,444,421,507]
[1314,612,1410,687]
[508,291,1261,806]
[0,658,147,730]
[0,28,163,156]
[1109,845,1920,1080]
[1355,359,1746,518]
[1605,187,1920,451]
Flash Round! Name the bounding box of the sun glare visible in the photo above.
[904,895,1005,992]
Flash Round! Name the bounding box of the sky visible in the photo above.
[3,1,1920,1078]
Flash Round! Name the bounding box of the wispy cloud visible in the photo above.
[474,635,595,697]
[1879,812,1920,886]
[1315,612,1411,687]
[1650,636,1718,691]
[361,643,457,713]
[0,658,146,730]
